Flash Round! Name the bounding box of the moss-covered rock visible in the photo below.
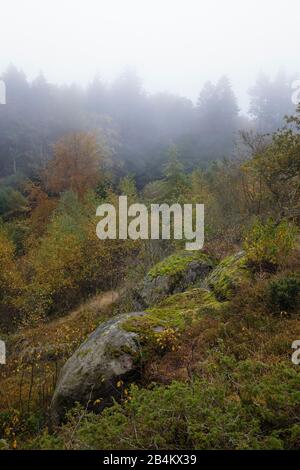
[124,287,224,350]
[51,286,224,422]
[50,311,147,424]
[206,252,250,301]
[133,251,215,308]
[148,251,214,278]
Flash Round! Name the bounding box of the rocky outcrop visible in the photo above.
[50,288,224,423]
[50,312,146,424]
[51,252,218,423]
[133,251,214,309]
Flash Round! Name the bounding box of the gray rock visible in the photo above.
[133,257,213,309]
[50,311,146,424]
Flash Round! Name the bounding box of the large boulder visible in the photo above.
[51,312,146,424]
[133,251,214,309]
[51,284,224,423]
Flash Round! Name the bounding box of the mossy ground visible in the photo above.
[121,287,225,362]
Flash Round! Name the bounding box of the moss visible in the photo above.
[206,252,250,301]
[147,251,214,279]
[123,288,224,336]
[121,287,224,362]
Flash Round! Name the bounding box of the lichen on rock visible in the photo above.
[50,311,146,424]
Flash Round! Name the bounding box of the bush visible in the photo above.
[267,275,300,314]
[0,229,23,326]
[243,219,298,271]
[23,191,134,319]
[30,359,300,450]
[0,409,46,449]
[0,185,27,218]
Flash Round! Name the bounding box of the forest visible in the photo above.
[0,61,299,451]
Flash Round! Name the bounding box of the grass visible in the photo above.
[0,290,119,414]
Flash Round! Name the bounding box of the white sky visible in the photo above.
[0,0,299,110]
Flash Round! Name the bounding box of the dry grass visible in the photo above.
[0,290,120,413]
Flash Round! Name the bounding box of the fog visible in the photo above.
[1,0,299,111]
[0,0,299,184]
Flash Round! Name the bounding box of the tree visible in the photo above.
[0,184,27,218]
[0,66,35,176]
[164,144,188,201]
[244,106,300,221]
[249,71,296,132]
[196,77,239,162]
[86,75,108,114]
[45,132,106,197]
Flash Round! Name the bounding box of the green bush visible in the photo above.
[267,275,300,313]
[243,219,298,271]
[0,185,27,217]
[30,359,300,450]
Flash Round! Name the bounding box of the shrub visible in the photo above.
[267,275,300,314]
[23,191,134,319]
[0,229,24,326]
[0,185,27,218]
[30,359,300,450]
[0,409,46,449]
[243,218,298,271]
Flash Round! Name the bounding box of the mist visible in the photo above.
[0,0,299,186]
[1,0,299,111]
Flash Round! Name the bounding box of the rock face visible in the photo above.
[133,252,214,309]
[51,312,146,424]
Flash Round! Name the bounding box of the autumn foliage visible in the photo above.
[45,132,104,197]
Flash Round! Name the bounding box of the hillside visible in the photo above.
[0,82,299,453]
[1,241,300,449]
